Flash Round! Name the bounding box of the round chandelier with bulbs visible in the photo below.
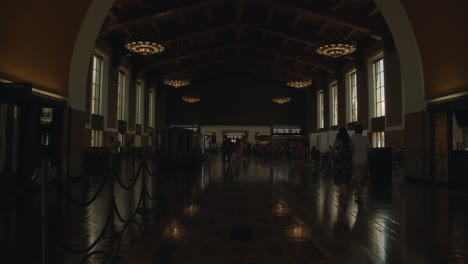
[272,96,292,104]
[316,34,357,58]
[182,96,201,103]
[125,35,165,55]
[286,79,313,89]
[163,77,190,88]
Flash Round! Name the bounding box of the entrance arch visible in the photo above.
[68,0,115,111]
[68,0,426,115]
[373,0,425,115]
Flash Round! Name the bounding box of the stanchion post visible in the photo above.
[110,153,115,240]
[132,149,135,179]
[41,160,48,264]
[142,156,147,214]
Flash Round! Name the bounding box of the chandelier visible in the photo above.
[164,77,190,88]
[182,96,201,103]
[125,35,165,55]
[286,79,313,89]
[272,96,292,104]
[316,34,357,58]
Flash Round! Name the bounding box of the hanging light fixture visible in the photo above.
[286,79,313,89]
[164,76,190,88]
[125,35,165,55]
[316,34,357,58]
[272,96,292,104]
[182,96,201,103]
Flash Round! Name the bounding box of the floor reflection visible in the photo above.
[92,153,456,264]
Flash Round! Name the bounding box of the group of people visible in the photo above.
[221,139,251,162]
[335,125,369,204]
[312,125,369,204]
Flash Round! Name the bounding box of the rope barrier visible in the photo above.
[57,171,110,207]
[113,182,144,224]
[113,161,143,191]
[8,148,168,262]
[0,173,39,210]
[59,207,113,255]
[143,160,156,177]
[143,184,159,201]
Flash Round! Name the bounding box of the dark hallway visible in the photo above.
[2,0,468,263]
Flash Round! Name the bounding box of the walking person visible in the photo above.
[333,127,353,204]
[351,124,369,204]
[221,139,232,163]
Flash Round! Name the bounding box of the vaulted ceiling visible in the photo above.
[98,0,388,84]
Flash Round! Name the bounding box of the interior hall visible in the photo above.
[1,0,468,263]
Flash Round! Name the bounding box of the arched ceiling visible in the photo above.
[98,0,388,84]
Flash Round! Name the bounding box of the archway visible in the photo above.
[68,0,116,111]
[68,0,426,116]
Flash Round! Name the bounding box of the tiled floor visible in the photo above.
[122,154,464,264]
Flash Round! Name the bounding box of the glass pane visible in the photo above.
[93,56,97,70]
[382,101,386,116]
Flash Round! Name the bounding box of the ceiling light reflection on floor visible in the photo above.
[184,203,200,217]
[286,216,311,241]
[272,200,290,216]
[286,223,311,242]
[164,220,186,241]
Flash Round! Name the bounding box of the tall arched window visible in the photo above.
[317,90,324,129]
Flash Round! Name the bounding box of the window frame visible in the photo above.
[91,129,103,147]
[117,69,128,121]
[346,69,358,122]
[148,89,155,128]
[91,54,104,115]
[329,81,338,127]
[373,57,385,117]
[135,80,144,125]
[372,131,385,148]
[317,90,324,129]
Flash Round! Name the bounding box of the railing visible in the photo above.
[0,146,195,264]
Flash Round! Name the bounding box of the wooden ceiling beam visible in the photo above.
[239,58,321,81]
[176,10,188,28]
[160,57,321,83]
[205,5,214,24]
[274,55,280,65]
[246,24,353,62]
[110,0,215,29]
[211,31,216,42]
[134,0,146,9]
[266,5,275,24]
[315,19,332,37]
[236,0,245,57]
[119,25,131,37]
[149,19,161,34]
[268,0,382,40]
[161,58,236,76]
[142,42,237,71]
[366,7,380,21]
[344,29,357,39]
[294,46,311,66]
[241,44,333,73]
[246,24,318,48]
[189,64,291,83]
[165,23,235,44]
[198,67,289,83]
[106,12,131,38]
[291,13,302,31]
